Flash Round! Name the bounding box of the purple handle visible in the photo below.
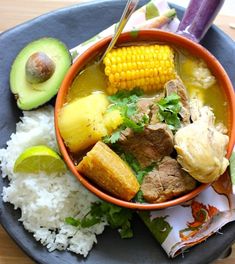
[177,0,225,42]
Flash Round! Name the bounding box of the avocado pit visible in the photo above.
[25,52,55,84]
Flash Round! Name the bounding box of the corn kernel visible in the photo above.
[114,73,120,82]
[122,62,127,71]
[105,66,111,75]
[120,71,125,80]
[109,74,115,83]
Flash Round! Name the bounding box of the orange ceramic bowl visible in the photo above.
[55,30,235,210]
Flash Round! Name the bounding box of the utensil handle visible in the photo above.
[177,0,225,42]
[100,0,139,61]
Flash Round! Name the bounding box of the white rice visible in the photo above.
[0,106,107,257]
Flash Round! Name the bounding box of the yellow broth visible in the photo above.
[66,45,228,126]
[67,63,107,102]
[175,50,228,125]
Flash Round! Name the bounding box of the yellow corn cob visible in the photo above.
[103,44,176,94]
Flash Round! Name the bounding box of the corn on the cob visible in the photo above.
[103,44,176,94]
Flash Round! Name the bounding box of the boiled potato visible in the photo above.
[103,109,123,133]
[58,93,122,153]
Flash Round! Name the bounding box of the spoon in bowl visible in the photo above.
[67,0,139,99]
[100,0,139,62]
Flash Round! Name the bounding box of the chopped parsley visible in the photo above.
[65,201,134,239]
[103,89,149,144]
[157,92,182,131]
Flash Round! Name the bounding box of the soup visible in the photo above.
[67,46,228,125]
[58,43,229,203]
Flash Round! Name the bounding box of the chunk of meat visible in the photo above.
[133,98,154,124]
[174,100,229,183]
[137,98,153,116]
[141,157,197,203]
[119,123,174,167]
[134,90,165,125]
[149,103,160,125]
[165,79,190,124]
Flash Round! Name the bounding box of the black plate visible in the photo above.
[0,1,235,263]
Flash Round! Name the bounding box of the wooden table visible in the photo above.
[0,1,235,263]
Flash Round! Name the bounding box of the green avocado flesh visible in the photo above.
[10,37,72,110]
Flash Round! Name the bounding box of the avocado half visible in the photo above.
[10,37,72,110]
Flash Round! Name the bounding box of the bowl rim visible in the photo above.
[55,29,235,210]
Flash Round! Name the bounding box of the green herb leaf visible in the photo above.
[81,216,101,228]
[103,128,123,144]
[119,221,133,238]
[122,117,144,133]
[135,190,146,203]
[65,201,134,239]
[120,152,154,203]
[157,93,181,131]
[104,89,147,143]
[121,152,154,184]
[121,152,140,173]
[65,217,80,227]
[108,206,132,229]
[108,88,143,103]
[137,164,155,184]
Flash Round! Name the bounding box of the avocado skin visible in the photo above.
[10,37,72,110]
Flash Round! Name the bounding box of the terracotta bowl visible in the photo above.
[55,30,235,210]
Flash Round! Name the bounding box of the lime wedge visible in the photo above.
[14,145,66,174]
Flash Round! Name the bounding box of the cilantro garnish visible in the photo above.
[65,201,134,239]
[157,92,181,131]
[135,190,146,203]
[121,152,154,184]
[103,127,124,144]
[65,216,80,227]
[104,89,148,144]
[121,152,155,203]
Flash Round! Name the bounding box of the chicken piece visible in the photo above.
[189,98,214,123]
[174,100,229,183]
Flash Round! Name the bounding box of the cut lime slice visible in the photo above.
[14,145,66,174]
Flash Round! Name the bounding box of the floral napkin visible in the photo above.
[70,0,235,258]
